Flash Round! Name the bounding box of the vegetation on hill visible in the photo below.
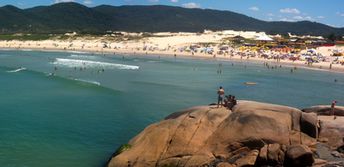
[0,2,343,36]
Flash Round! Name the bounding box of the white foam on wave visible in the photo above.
[74,78,101,86]
[70,54,97,60]
[67,51,89,54]
[21,49,33,51]
[7,67,26,73]
[52,58,139,70]
[147,60,159,63]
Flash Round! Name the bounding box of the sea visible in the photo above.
[0,50,343,167]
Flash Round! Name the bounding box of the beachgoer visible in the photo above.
[224,95,232,108]
[331,100,337,119]
[227,96,237,110]
[317,120,321,139]
[230,96,237,110]
[217,86,225,108]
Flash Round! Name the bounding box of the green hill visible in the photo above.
[0,2,343,36]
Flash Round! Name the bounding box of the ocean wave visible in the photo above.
[21,49,33,51]
[70,54,97,60]
[67,51,89,54]
[52,58,139,70]
[74,78,101,86]
[147,60,159,63]
[7,67,26,73]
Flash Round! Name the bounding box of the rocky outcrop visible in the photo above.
[318,116,344,148]
[107,101,326,167]
[284,144,314,166]
[303,105,344,116]
[107,106,230,167]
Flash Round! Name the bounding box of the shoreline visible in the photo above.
[1,45,344,74]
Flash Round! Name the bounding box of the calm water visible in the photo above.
[0,50,343,167]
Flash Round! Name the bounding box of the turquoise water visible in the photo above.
[0,50,343,167]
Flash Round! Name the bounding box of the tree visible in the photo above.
[327,33,336,42]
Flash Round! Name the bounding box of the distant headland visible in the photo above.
[0,2,343,35]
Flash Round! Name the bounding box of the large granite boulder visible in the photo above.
[107,101,318,167]
[108,106,230,167]
[303,105,344,116]
[301,112,318,138]
[284,144,314,167]
[318,116,344,148]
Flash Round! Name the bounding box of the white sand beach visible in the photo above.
[1,31,344,73]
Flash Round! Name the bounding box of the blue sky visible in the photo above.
[1,0,344,28]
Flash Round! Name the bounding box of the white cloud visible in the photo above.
[54,0,75,3]
[337,12,344,17]
[305,16,312,20]
[182,2,200,9]
[249,6,259,11]
[267,13,274,17]
[317,16,325,19]
[279,8,300,14]
[83,0,92,5]
[280,18,295,22]
[170,0,178,2]
[293,16,303,20]
[148,0,159,2]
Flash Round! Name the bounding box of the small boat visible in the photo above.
[244,82,257,85]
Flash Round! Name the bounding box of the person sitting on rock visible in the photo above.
[224,95,232,108]
[228,96,237,110]
[217,86,225,108]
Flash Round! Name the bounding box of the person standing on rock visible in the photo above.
[331,100,337,119]
[217,86,225,108]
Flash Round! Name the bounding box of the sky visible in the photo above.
[1,0,344,28]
